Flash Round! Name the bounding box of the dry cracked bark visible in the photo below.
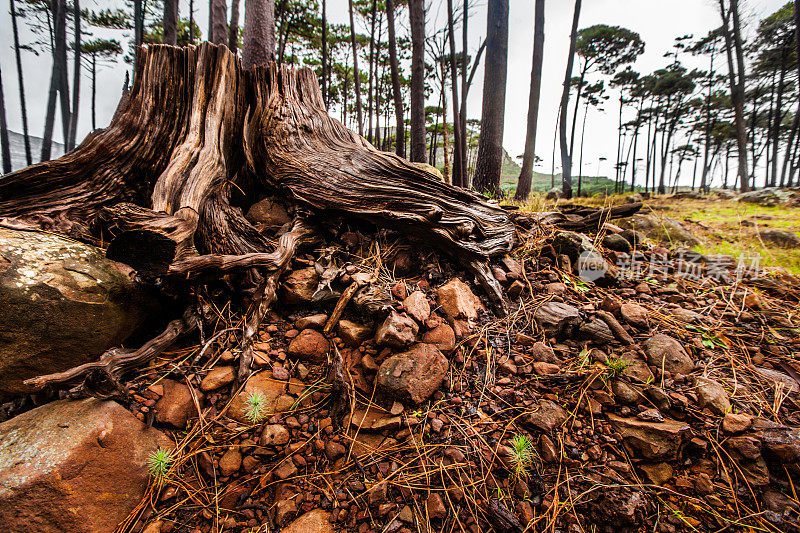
[0,42,515,392]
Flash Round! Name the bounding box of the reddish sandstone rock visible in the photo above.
[337,319,373,346]
[421,322,456,354]
[402,291,431,323]
[377,343,448,404]
[0,398,169,533]
[435,278,484,334]
[155,379,202,428]
[281,268,320,305]
[280,509,334,533]
[375,310,419,348]
[287,329,330,362]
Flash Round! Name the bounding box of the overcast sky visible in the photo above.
[0,0,788,185]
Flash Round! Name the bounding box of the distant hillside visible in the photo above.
[4,131,64,173]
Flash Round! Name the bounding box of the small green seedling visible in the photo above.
[244,391,269,424]
[509,434,535,479]
[147,448,174,479]
[605,357,631,377]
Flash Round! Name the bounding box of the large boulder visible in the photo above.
[618,214,700,246]
[0,398,169,532]
[377,343,448,404]
[759,229,800,249]
[737,187,785,207]
[0,228,156,399]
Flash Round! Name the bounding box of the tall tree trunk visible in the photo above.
[164,0,179,45]
[409,0,426,162]
[700,47,714,192]
[577,101,588,196]
[780,98,800,187]
[67,0,81,151]
[321,0,328,107]
[347,0,364,136]
[10,0,32,166]
[210,0,228,45]
[190,0,195,43]
[0,65,11,174]
[559,0,581,199]
[91,55,97,130]
[441,61,451,183]
[228,0,240,51]
[385,0,405,158]
[446,0,464,187]
[460,0,468,181]
[472,0,509,195]
[367,0,378,143]
[770,46,788,186]
[719,0,750,192]
[243,0,275,68]
[515,0,545,201]
[42,0,68,162]
[614,93,623,191]
[56,0,71,153]
[134,0,143,68]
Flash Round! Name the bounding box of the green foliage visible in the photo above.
[605,357,631,377]
[509,434,536,479]
[244,391,269,424]
[576,24,646,75]
[147,448,174,479]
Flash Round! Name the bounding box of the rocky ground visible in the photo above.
[2,194,800,533]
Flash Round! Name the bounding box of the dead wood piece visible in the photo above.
[596,310,635,345]
[529,202,643,233]
[323,281,362,336]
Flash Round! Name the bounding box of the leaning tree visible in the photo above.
[0,43,515,394]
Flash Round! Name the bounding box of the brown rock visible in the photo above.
[608,414,690,461]
[620,303,649,329]
[0,228,157,399]
[200,366,236,392]
[530,342,557,363]
[274,458,298,480]
[639,462,673,486]
[275,498,298,527]
[280,509,334,533]
[155,379,201,428]
[375,310,419,348]
[427,492,447,520]
[377,343,448,404]
[295,314,328,330]
[436,278,484,328]
[421,323,456,354]
[287,329,330,362]
[337,319,373,346]
[281,268,319,305]
[723,412,753,434]
[507,280,525,300]
[218,449,242,477]
[325,441,346,461]
[228,372,306,423]
[403,291,431,323]
[695,377,731,415]
[0,399,169,533]
[643,334,694,375]
[245,197,291,228]
[524,401,567,432]
[533,362,560,375]
[262,424,291,446]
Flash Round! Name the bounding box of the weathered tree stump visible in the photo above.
[0,43,515,392]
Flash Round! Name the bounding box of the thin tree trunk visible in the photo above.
[441,60,451,183]
[10,0,32,166]
[367,0,378,143]
[321,0,328,107]
[228,0,240,51]
[472,0,509,195]
[515,0,545,201]
[446,0,463,186]
[780,98,800,186]
[348,0,364,136]
[770,46,788,187]
[614,93,623,191]
[91,55,97,130]
[56,0,70,153]
[460,0,468,182]
[67,0,81,151]
[164,0,179,45]
[42,0,66,162]
[720,0,749,192]
[134,0,143,69]
[386,0,405,158]
[409,0,426,162]
[559,0,582,199]
[189,0,195,43]
[577,100,588,196]
[700,46,714,192]
[243,0,275,68]
[0,65,11,174]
